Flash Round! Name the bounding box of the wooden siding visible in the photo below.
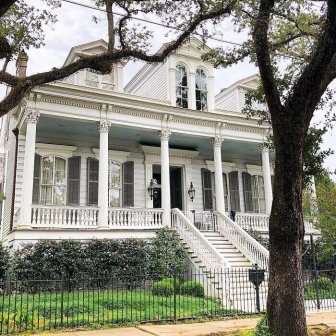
[125,63,168,100]
[215,89,239,111]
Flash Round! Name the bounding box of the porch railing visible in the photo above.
[31,206,163,229]
[235,213,319,234]
[108,208,163,229]
[216,211,269,270]
[31,205,99,228]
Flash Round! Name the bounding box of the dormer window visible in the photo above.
[175,65,188,108]
[85,69,115,91]
[195,69,208,111]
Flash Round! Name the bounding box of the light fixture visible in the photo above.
[188,182,195,202]
[148,179,158,200]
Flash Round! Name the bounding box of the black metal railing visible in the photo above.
[0,268,335,334]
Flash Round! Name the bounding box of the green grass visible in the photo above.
[0,289,236,334]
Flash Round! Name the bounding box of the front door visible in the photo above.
[152,165,183,210]
[170,167,183,210]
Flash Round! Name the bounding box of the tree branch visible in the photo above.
[287,0,336,125]
[0,0,17,17]
[0,1,234,117]
[252,0,283,116]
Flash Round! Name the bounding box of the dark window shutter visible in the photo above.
[229,171,240,212]
[87,158,99,206]
[32,154,41,204]
[67,156,81,205]
[122,161,134,207]
[242,172,253,212]
[201,168,213,210]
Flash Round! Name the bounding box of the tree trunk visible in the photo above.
[267,122,308,336]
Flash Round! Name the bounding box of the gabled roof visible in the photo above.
[219,74,260,94]
[125,37,211,91]
[63,39,126,67]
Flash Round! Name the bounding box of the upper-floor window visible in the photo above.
[195,69,208,111]
[175,65,188,108]
[85,69,115,91]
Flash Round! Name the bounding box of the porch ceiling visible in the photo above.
[36,115,266,164]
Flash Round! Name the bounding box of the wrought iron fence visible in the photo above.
[0,268,335,335]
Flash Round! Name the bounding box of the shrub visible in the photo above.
[314,276,334,291]
[148,227,188,279]
[180,280,204,297]
[160,277,182,289]
[152,279,174,296]
[255,316,272,336]
[0,243,10,286]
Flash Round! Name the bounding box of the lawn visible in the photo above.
[0,289,235,334]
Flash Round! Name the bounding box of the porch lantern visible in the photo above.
[188,182,196,202]
[148,179,158,200]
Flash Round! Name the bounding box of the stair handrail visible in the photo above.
[171,208,230,270]
[216,211,269,270]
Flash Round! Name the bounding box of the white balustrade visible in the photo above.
[182,210,217,231]
[235,213,318,234]
[31,205,99,228]
[172,208,229,270]
[235,213,269,232]
[108,208,163,229]
[216,211,269,270]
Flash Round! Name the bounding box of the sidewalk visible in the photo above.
[36,311,336,336]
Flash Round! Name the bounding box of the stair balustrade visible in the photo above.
[215,211,269,270]
[171,208,229,270]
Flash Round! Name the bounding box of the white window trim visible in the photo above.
[39,155,68,206]
[36,143,77,159]
[84,69,115,91]
[92,149,130,163]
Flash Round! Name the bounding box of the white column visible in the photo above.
[18,109,40,228]
[261,147,273,214]
[213,136,225,213]
[159,129,171,226]
[98,120,110,227]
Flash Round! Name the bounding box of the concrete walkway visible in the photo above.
[36,311,336,336]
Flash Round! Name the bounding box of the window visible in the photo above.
[40,156,66,205]
[201,168,213,210]
[87,158,99,206]
[85,69,115,90]
[108,161,121,207]
[252,175,266,213]
[175,65,188,108]
[229,171,240,212]
[195,69,208,111]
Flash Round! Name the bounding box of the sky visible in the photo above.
[1,0,335,180]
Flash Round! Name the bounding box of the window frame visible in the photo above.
[39,155,67,206]
[108,160,122,208]
[195,68,208,111]
[251,175,266,213]
[84,69,115,91]
[175,64,189,109]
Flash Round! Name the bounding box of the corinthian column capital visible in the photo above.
[212,136,224,148]
[98,119,110,133]
[159,128,171,141]
[25,108,40,124]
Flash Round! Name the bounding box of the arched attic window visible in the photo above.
[195,69,208,111]
[175,65,188,108]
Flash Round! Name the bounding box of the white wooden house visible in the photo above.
[0,39,317,278]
